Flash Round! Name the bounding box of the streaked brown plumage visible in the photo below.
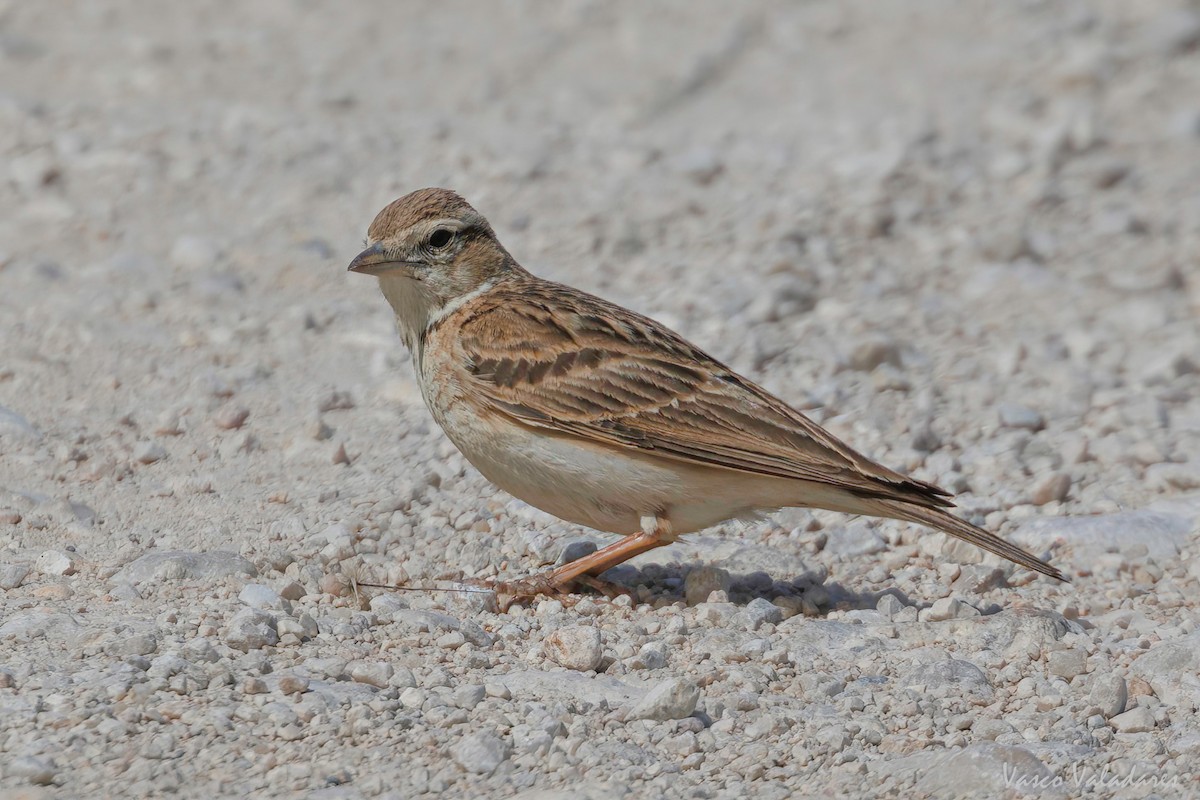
[349,188,1065,602]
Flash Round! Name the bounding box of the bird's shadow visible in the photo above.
[598,560,918,616]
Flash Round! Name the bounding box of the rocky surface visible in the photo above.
[2,0,1200,797]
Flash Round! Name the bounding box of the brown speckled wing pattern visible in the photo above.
[453,278,954,510]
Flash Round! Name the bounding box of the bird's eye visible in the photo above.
[428,229,453,249]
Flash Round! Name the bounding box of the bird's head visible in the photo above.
[349,189,518,333]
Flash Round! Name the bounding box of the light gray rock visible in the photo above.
[556,538,598,566]
[6,755,57,785]
[113,551,257,584]
[0,563,30,589]
[631,641,667,670]
[544,625,604,671]
[1146,461,1200,492]
[35,549,75,576]
[1128,632,1200,708]
[1012,511,1191,560]
[922,597,979,621]
[916,743,1061,796]
[1046,648,1088,680]
[1087,674,1127,718]
[182,637,218,663]
[238,583,289,612]
[827,521,886,557]
[452,684,486,710]
[904,659,995,703]
[349,661,393,689]
[0,611,82,641]
[223,608,278,651]
[113,633,158,657]
[1110,706,1155,734]
[134,441,167,464]
[739,597,784,630]
[876,593,904,618]
[451,730,510,775]
[628,678,700,721]
[998,403,1045,431]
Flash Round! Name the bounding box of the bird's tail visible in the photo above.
[867,499,1067,582]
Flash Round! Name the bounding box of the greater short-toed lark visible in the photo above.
[349,188,1064,601]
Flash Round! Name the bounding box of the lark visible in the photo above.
[349,188,1064,602]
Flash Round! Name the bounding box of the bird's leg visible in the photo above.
[490,516,671,608]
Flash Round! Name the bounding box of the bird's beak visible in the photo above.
[347,243,416,276]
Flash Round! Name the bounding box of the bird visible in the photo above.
[348,188,1064,603]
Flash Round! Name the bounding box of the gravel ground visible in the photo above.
[3,1,1200,797]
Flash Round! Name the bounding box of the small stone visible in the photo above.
[437,631,466,650]
[318,572,351,596]
[628,678,700,721]
[923,597,963,622]
[452,684,486,710]
[1088,674,1127,718]
[134,442,167,464]
[224,608,278,651]
[1030,472,1071,505]
[243,677,268,694]
[278,675,310,695]
[36,550,76,576]
[997,404,1044,431]
[631,641,668,670]
[7,755,56,786]
[485,682,511,700]
[318,390,355,412]
[848,336,902,372]
[672,147,724,185]
[556,539,598,566]
[183,637,218,663]
[544,625,603,671]
[117,633,158,657]
[169,235,221,269]
[349,661,394,689]
[214,404,250,430]
[309,416,334,441]
[0,563,31,589]
[1110,705,1155,734]
[0,508,22,525]
[684,566,731,606]
[332,443,351,465]
[238,583,287,611]
[451,730,511,775]
[1046,648,1088,679]
[739,597,784,630]
[876,594,904,618]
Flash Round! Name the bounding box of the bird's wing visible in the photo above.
[451,280,952,509]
